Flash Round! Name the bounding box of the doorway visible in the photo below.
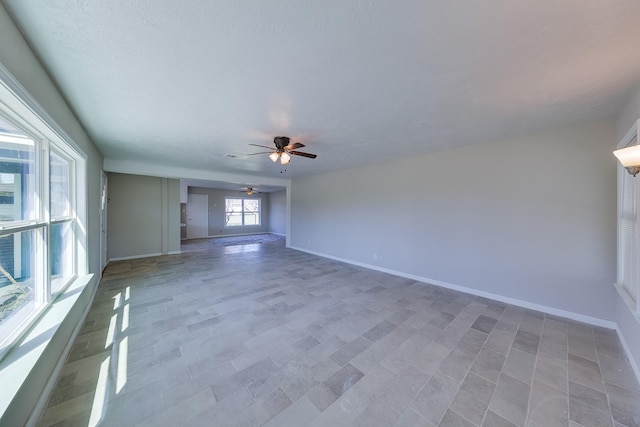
[186,193,208,239]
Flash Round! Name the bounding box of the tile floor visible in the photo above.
[37,237,640,426]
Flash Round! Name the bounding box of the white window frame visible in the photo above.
[616,119,640,317]
[224,197,261,227]
[0,93,84,359]
[49,146,77,295]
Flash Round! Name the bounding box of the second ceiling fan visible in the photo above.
[248,136,317,165]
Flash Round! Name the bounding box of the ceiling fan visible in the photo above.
[241,187,260,195]
[248,136,317,165]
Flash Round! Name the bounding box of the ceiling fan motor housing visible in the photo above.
[274,136,290,150]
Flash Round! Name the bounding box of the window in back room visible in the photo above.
[225,197,261,227]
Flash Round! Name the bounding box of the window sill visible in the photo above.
[614,283,640,323]
[0,273,96,424]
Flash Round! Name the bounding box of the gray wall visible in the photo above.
[188,187,270,236]
[269,190,287,235]
[0,4,103,426]
[167,179,181,252]
[615,83,640,375]
[107,173,180,259]
[290,121,617,322]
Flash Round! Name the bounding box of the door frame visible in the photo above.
[100,172,108,271]
[186,193,209,239]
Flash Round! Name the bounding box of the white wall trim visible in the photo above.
[290,245,617,329]
[269,232,286,237]
[108,253,162,262]
[614,283,640,322]
[615,326,640,386]
[104,158,290,187]
[0,63,86,159]
[168,250,181,255]
[207,232,272,239]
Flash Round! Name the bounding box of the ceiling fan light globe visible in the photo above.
[280,152,291,164]
[269,152,279,162]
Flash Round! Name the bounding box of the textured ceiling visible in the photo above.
[3,0,640,179]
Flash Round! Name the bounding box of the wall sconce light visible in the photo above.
[614,145,640,176]
[246,187,253,195]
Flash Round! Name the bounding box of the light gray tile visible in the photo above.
[539,334,568,360]
[354,397,401,427]
[258,388,294,423]
[528,380,568,427]
[294,335,321,351]
[329,336,372,366]
[489,373,530,427]
[142,388,217,426]
[439,409,475,427]
[568,335,598,363]
[568,354,604,392]
[598,353,640,392]
[518,311,544,335]
[604,382,640,427]
[502,347,536,385]
[471,315,499,334]
[449,372,495,425]
[594,333,626,360]
[482,410,518,427]
[263,396,320,427]
[38,239,640,427]
[410,372,459,425]
[470,347,506,383]
[306,383,338,412]
[381,365,430,413]
[568,381,612,427]
[430,312,456,329]
[363,320,398,342]
[412,341,451,376]
[307,363,364,411]
[534,352,568,393]
[394,407,435,427]
[512,330,540,355]
[438,349,476,383]
[350,340,396,374]
[485,329,515,356]
[456,328,489,356]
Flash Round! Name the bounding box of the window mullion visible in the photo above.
[37,140,50,305]
[242,199,246,226]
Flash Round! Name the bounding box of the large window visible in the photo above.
[0,112,78,352]
[225,198,261,227]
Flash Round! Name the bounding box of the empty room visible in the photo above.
[0,1,640,426]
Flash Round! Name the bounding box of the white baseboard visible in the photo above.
[289,246,617,329]
[107,253,162,263]
[205,232,270,239]
[269,232,286,237]
[168,250,181,255]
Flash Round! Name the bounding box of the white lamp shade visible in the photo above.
[269,152,279,162]
[614,145,640,167]
[280,152,291,164]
